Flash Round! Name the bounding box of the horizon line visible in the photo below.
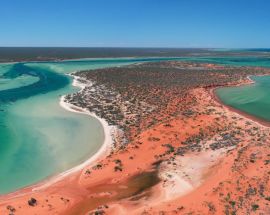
[0,47,269,49]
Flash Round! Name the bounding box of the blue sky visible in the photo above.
[1,0,270,48]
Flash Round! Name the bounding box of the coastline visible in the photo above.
[4,73,263,198]
[37,74,115,189]
[210,75,270,128]
[0,56,183,65]
[0,74,115,198]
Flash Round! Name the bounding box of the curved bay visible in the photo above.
[217,76,270,121]
[0,57,183,194]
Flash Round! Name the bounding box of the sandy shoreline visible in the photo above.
[211,75,270,128]
[44,75,115,187]
[0,75,115,198]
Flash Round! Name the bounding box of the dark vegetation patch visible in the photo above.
[66,61,270,144]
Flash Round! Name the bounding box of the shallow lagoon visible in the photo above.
[217,75,270,122]
[0,63,105,193]
[0,57,183,194]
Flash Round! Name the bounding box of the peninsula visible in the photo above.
[1,61,270,214]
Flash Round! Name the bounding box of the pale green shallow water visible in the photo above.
[0,62,105,193]
[0,75,39,91]
[216,75,270,121]
[209,57,270,122]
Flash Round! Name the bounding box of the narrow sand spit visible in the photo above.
[51,75,115,185]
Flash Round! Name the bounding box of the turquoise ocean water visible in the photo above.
[216,75,270,121]
[0,57,184,194]
[203,57,270,122]
[1,56,270,194]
